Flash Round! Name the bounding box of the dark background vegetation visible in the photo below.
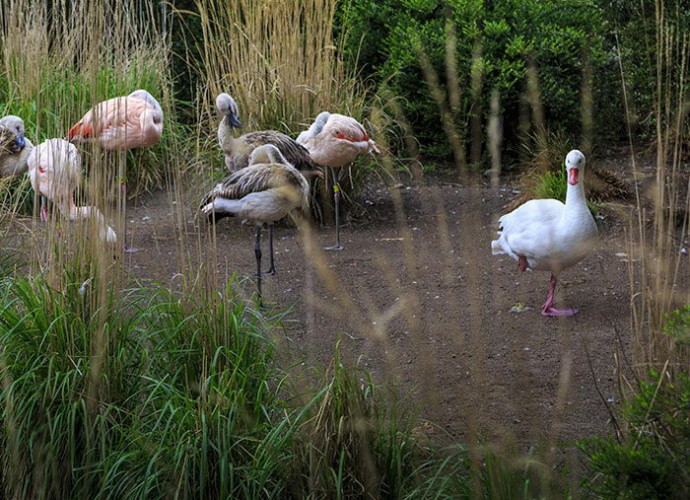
[172,0,687,170]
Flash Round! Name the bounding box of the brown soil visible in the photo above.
[120,169,644,450]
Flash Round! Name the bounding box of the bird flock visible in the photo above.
[0,89,163,249]
[0,90,598,316]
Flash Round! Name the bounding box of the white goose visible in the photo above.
[200,144,312,302]
[297,111,380,250]
[27,139,116,245]
[491,149,598,316]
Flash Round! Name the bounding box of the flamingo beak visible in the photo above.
[568,168,579,185]
[229,115,242,128]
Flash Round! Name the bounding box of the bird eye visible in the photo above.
[38,166,46,174]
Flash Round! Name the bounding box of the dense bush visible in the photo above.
[336,0,609,167]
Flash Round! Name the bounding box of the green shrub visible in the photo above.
[0,273,463,498]
[336,0,608,166]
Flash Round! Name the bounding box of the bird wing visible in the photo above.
[200,164,302,207]
[68,96,146,140]
[241,131,317,169]
[496,198,565,262]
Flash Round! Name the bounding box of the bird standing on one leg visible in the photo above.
[68,89,163,251]
[200,144,312,304]
[297,111,380,251]
[27,139,117,245]
[491,149,598,316]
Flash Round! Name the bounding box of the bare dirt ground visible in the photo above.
[119,167,645,451]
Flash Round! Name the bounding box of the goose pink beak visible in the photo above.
[568,168,579,185]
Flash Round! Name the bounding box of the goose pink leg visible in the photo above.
[541,274,577,317]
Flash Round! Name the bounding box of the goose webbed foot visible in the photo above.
[541,306,578,317]
[541,274,577,317]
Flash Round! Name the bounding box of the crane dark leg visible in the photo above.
[324,167,344,251]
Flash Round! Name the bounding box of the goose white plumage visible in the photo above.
[27,139,116,245]
[200,144,311,301]
[491,149,598,316]
[297,111,380,250]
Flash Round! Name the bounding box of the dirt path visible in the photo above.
[122,176,635,448]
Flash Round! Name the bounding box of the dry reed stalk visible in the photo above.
[195,0,360,133]
[616,2,690,390]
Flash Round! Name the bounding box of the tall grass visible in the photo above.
[0,271,468,498]
[577,2,690,495]
[620,2,690,377]
[0,0,185,196]
[194,0,367,133]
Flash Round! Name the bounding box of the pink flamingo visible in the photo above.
[68,89,163,251]
[27,139,116,245]
[68,89,163,149]
[297,112,380,250]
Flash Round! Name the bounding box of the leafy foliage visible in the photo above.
[336,0,608,165]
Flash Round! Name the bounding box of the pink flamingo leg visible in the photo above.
[541,274,578,317]
[40,197,48,222]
